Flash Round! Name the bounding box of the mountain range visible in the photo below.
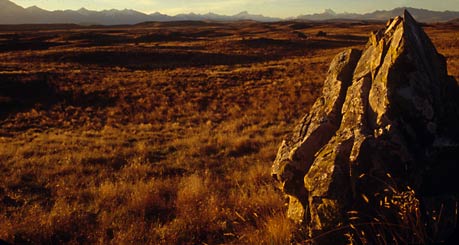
[298,8,459,23]
[0,0,458,25]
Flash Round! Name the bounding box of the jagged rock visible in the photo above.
[272,10,459,243]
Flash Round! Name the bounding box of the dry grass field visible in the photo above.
[0,20,458,244]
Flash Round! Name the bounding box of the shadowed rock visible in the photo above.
[272,10,459,243]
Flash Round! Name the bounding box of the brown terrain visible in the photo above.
[0,20,458,243]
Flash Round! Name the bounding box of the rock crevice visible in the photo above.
[272,10,459,243]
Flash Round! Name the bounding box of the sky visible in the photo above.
[11,0,459,18]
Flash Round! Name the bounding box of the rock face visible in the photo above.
[272,11,459,243]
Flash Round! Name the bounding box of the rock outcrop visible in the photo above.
[272,10,459,243]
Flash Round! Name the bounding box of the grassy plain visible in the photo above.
[0,20,458,243]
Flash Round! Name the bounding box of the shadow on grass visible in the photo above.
[0,73,117,119]
[35,50,268,69]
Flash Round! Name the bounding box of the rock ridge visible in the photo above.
[272,10,459,243]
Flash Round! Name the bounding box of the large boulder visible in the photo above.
[272,10,459,243]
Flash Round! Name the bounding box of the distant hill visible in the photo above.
[296,7,459,23]
[0,0,458,25]
[0,0,280,24]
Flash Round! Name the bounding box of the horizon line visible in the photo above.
[8,1,459,19]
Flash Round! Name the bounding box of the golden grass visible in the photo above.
[0,21,457,244]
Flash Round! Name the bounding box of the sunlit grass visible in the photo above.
[0,21,457,244]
